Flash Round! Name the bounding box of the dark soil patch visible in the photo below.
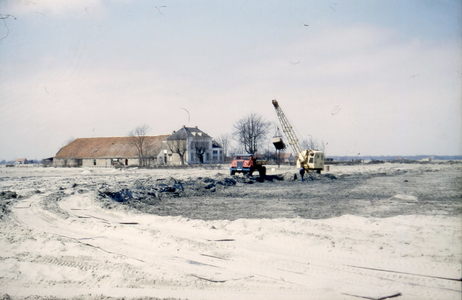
[95,168,462,220]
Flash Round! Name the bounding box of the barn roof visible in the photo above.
[280,152,295,159]
[54,135,169,159]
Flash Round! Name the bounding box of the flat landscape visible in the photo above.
[0,162,461,300]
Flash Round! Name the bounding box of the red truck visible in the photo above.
[230,154,266,176]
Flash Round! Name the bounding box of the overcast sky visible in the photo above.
[0,0,461,160]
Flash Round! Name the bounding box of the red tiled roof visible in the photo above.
[280,153,295,159]
[54,135,169,159]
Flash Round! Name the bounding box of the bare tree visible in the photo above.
[233,113,270,154]
[128,124,151,166]
[319,140,326,154]
[192,138,209,163]
[228,144,243,158]
[300,137,325,153]
[167,139,188,165]
[300,137,315,150]
[57,137,77,167]
[216,134,230,159]
[144,139,163,167]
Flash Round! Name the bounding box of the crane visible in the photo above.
[272,99,325,173]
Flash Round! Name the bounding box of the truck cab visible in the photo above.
[230,154,266,176]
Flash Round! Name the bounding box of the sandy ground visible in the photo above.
[0,162,461,300]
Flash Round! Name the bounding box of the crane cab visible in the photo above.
[297,150,324,174]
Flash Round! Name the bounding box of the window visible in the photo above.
[234,155,250,160]
[93,159,96,166]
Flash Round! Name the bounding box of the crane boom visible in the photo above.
[272,99,302,156]
[272,99,325,173]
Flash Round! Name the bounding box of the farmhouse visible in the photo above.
[158,126,224,165]
[54,135,169,167]
[15,158,28,165]
[280,152,296,165]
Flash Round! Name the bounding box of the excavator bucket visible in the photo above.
[272,137,286,150]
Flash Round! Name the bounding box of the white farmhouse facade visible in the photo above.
[157,126,224,165]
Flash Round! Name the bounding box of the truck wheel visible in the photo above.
[230,170,235,176]
[317,169,322,174]
[258,166,266,177]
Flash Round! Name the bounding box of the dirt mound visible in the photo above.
[0,191,18,200]
[96,176,240,213]
[2,163,459,221]
[97,173,337,205]
[92,172,343,217]
[98,176,238,201]
[277,172,338,181]
[0,191,19,220]
[304,173,337,181]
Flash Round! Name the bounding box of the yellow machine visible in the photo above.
[296,149,325,173]
[272,99,325,174]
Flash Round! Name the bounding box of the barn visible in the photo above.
[54,135,169,167]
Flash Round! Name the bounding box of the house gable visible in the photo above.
[162,126,222,165]
[167,126,211,141]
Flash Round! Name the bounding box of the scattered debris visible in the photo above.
[190,274,227,283]
[342,292,401,300]
[346,264,462,282]
[0,191,18,199]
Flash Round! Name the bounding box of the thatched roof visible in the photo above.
[54,135,169,159]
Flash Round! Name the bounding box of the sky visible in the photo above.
[0,0,461,160]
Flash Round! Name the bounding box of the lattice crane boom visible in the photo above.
[272,99,325,173]
[272,99,302,156]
